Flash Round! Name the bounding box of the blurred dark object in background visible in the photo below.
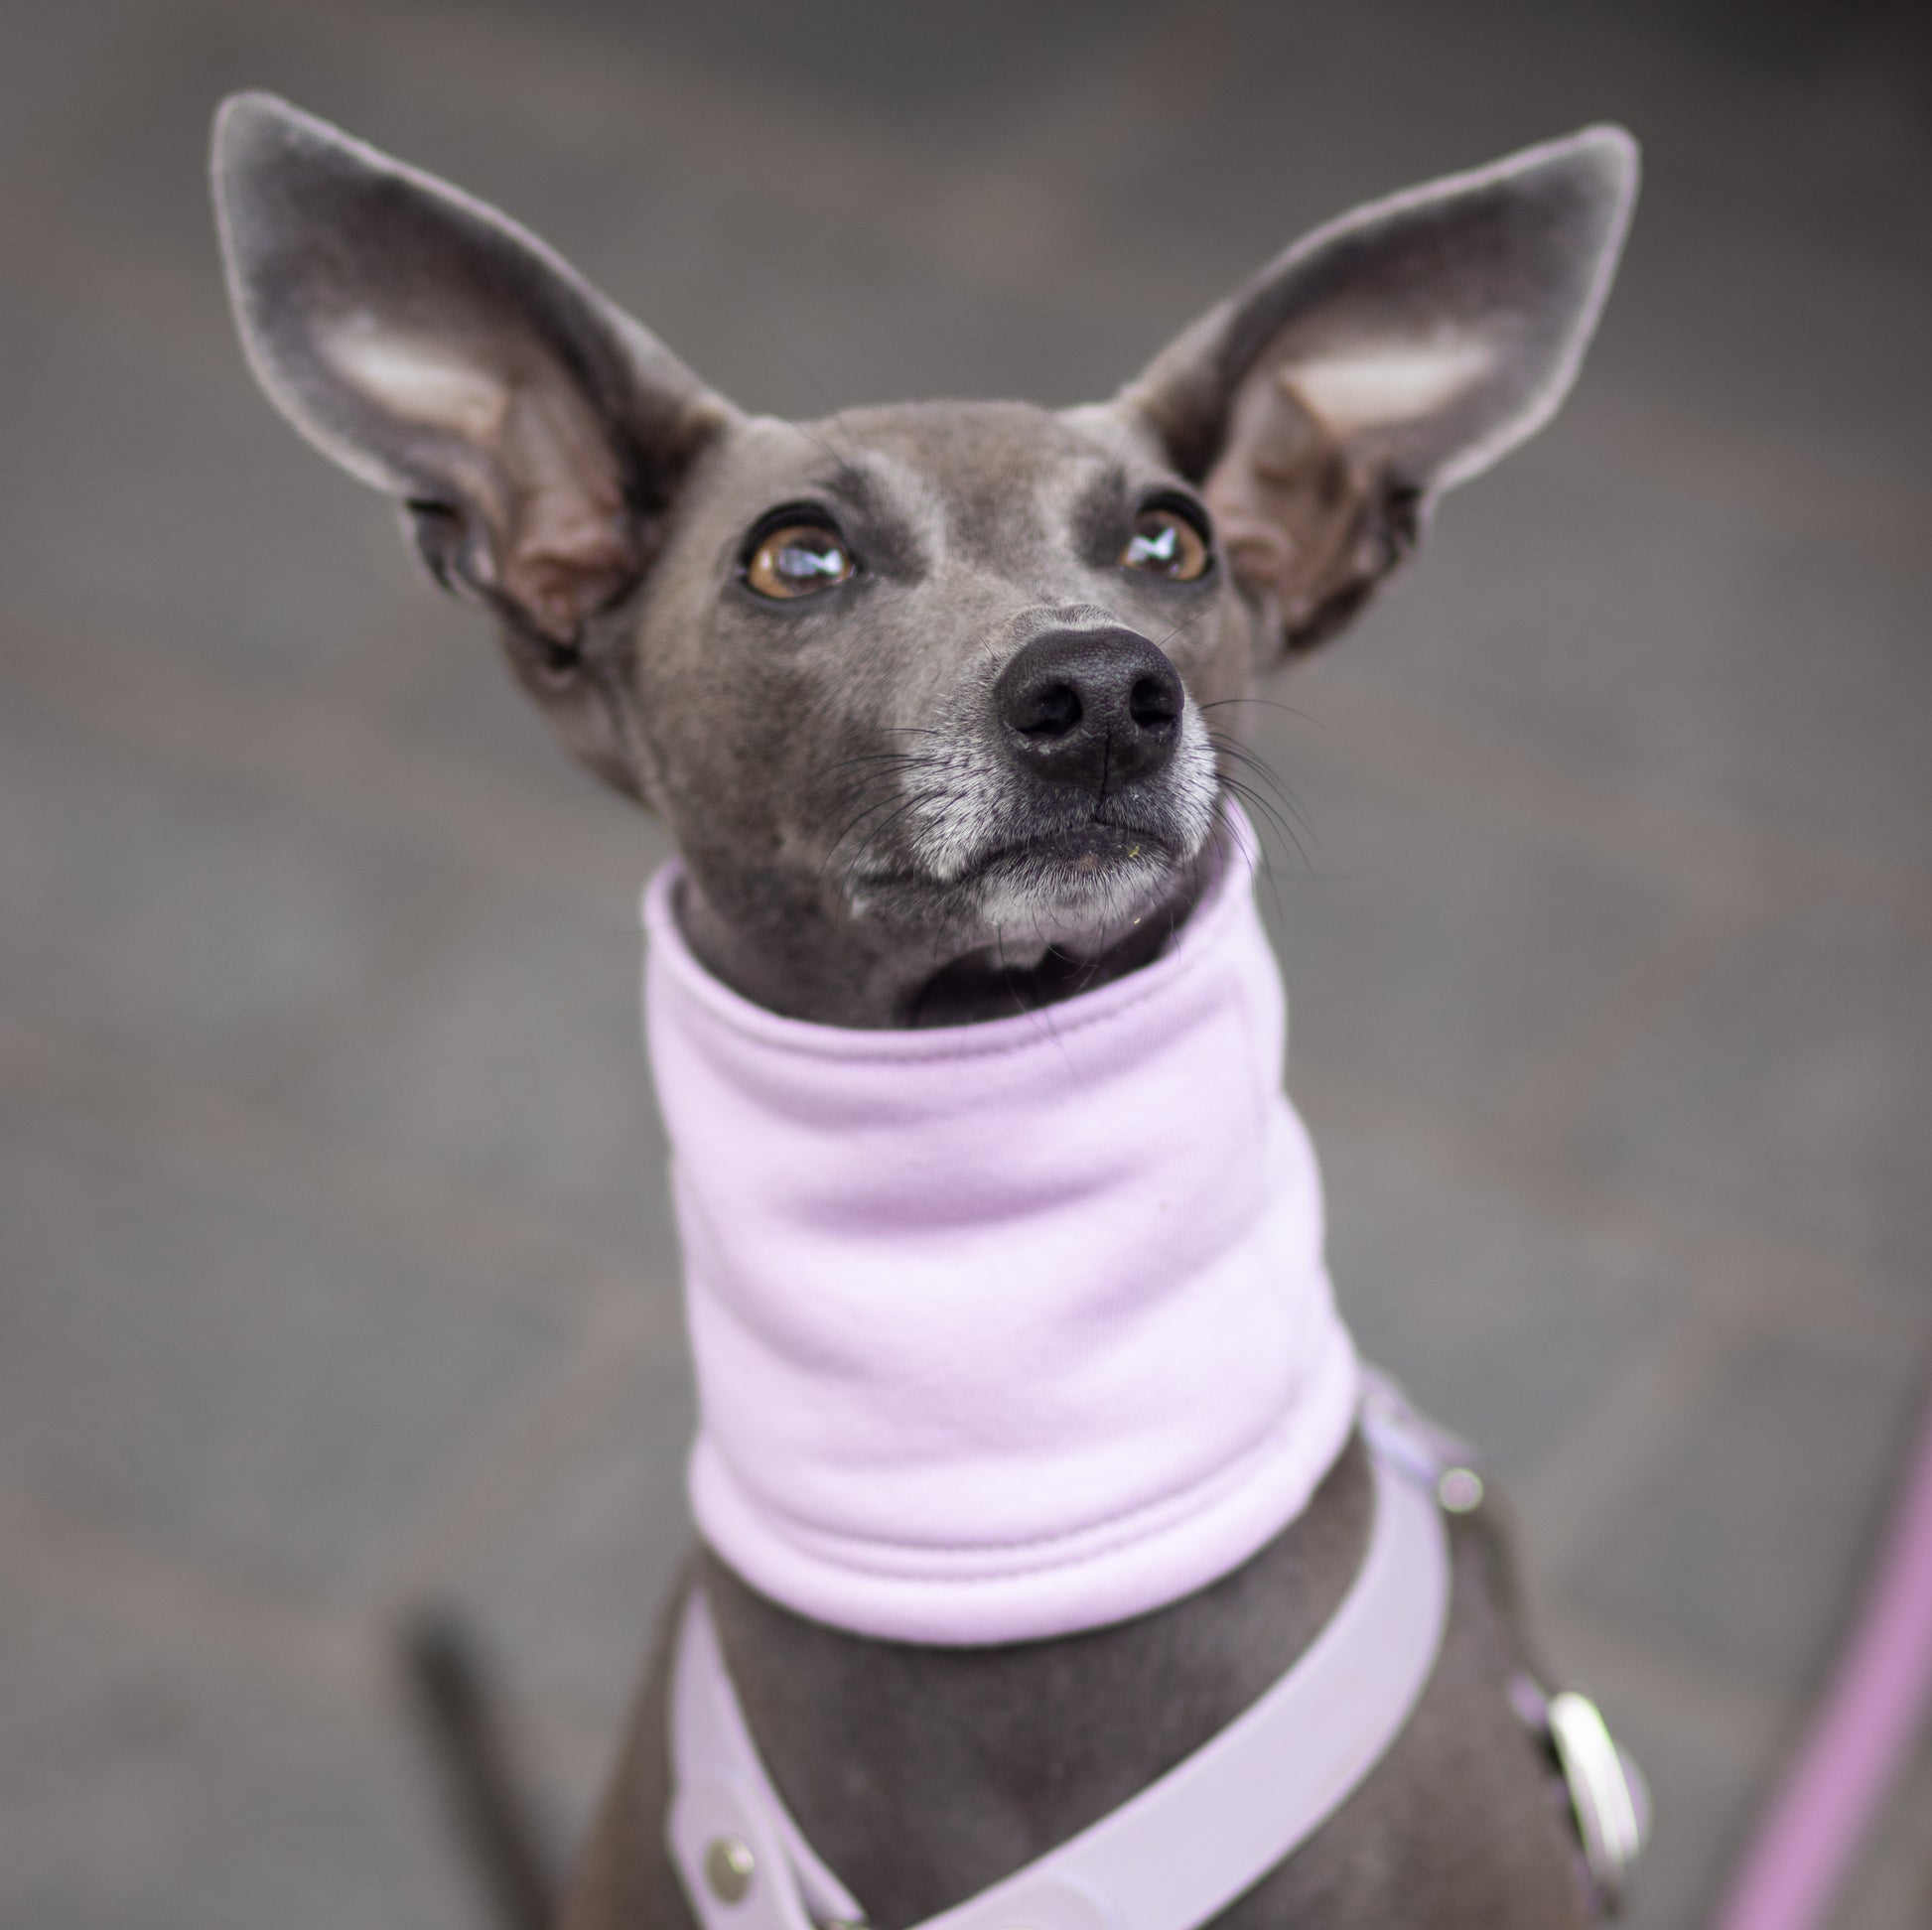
[399,1606,558,1930]
[1,3,1928,1927]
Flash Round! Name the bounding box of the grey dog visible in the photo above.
[212,91,1639,1929]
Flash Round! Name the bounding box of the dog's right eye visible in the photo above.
[743,521,857,600]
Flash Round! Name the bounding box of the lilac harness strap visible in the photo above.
[666,1409,1451,1930]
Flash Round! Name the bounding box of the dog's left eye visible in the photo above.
[744,522,857,600]
[1121,505,1211,582]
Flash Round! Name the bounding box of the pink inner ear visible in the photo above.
[507,523,637,642]
[321,316,640,639]
[1202,364,1393,645]
[1203,371,1313,591]
[478,367,640,640]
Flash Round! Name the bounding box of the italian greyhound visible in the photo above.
[212,92,1640,1930]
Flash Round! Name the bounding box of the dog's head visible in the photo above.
[213,95,1634,1025]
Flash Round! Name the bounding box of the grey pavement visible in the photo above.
[2,3,1929,1926]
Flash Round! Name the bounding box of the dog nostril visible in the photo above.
[1129,675,1179,731]
[1017,681,1083,739]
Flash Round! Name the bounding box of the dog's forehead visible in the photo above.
[719,400,1151,556]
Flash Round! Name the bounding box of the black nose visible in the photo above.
[995,627,1184,791]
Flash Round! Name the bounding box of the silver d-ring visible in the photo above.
[1547,1691,1644,1910]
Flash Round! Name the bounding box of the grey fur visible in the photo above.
[212,91,1637,1926]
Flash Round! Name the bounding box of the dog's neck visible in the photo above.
[641,837,1359,1645]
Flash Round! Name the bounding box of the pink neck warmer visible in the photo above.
[640,842,1359,1646]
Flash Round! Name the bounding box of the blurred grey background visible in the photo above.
[3,2,1930,1926]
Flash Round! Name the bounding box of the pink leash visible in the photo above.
[1714,1382,1932,1930]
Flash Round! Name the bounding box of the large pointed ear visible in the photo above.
[211,91,732,653]
[1118,126,1637,656]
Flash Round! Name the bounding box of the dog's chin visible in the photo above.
[964,824,1187,950]
[894,826,1215,1027]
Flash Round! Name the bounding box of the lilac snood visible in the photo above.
[640,842,1360,1646]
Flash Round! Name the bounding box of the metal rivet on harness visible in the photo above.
[704,1834,756,1902]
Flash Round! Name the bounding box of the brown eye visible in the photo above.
[745,522,856,600]
[1121,505,1210,582]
